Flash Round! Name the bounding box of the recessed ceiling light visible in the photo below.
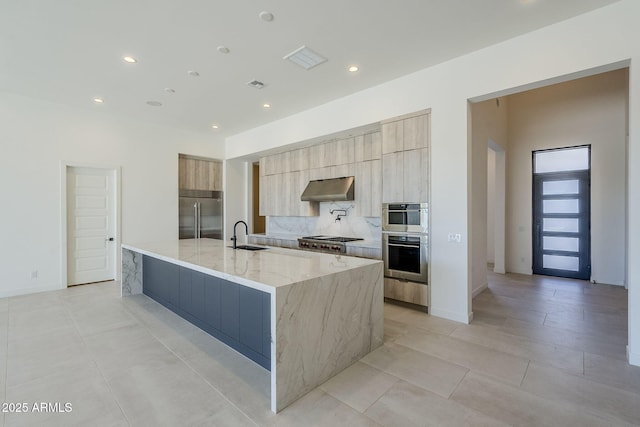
[217,46,230,54]
[146,101,162,107]
[259,11,274,22]
[164,88,175,94]
[348,65,359,73]
[123,56,137,63]
[211,124,219,130]
[263,103,271,109]
[93,97,104,104]
[187,70,200,77]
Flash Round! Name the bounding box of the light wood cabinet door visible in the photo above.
[259,157,266,177]
[179,157,222,191]
[208,161,223,191]
[356,160,382,217]
[403,114,429,150]
[259,175,267,216]
[370,159,382,216]
[335,137,355,165]
[263,154,278,175]
[178,157,189,189]
[309,143,326,169]
[369,132,382,160]
[355,161,370,216]
[290,148,309,172]
[403,148,428,203]
[382,152,404,203]
[260,174,277,216]
[382,121,403,154]
[355,132,382,162]
[330,163,350,178]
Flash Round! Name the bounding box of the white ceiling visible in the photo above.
[0,0,620,139]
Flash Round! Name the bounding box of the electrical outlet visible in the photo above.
[448,233,462,243]
[31,270,38,280]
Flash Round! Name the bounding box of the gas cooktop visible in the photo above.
[298,236,363,253]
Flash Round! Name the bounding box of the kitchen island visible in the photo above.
[121,238,383,412]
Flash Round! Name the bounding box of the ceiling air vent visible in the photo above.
[247,80,265,89]
[283,46,327,70]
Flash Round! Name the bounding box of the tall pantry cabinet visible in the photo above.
[381,111,430,203]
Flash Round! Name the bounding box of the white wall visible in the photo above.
[506,69,628,285]
[0,92,223,297]
[470,98,509,296]
[487,149,496,264]
[224,0,640,364]
[224,158,249,244]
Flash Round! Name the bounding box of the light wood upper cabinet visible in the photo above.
[381,111,430,203]
[382,152,404,203]
[382,121,404,154]
[403,148,429,203]
[259,169,318,216]
[355,132,382,162]
[403,114,429,150]
[257,112,428,216]
[289,148,309,172]
[179,155,223,191]
[356,159,382,217]
[335,137,355,165]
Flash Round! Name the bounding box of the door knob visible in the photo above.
[106,237,114,242]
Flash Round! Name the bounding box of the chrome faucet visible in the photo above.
[231,220,248,249]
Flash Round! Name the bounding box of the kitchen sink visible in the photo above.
[228,245,268,251]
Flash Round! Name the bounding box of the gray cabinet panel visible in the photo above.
[191,271,206,320]
[179,267,192,314]
[142,256,270,370]
[203,275,222,329]
[220,282,240,341]
[239,286,263,354]
[143,256,179,306]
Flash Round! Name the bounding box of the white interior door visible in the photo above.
[67,167,116,286]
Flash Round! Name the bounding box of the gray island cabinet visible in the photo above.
[121,238,383,413]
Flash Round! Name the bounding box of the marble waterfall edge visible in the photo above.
[121,247,143,296]
[274,261,383,411]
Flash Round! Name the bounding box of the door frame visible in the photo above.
[60,161,122,288]
[531,145,592,280]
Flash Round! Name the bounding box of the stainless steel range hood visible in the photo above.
[300,176,354,202]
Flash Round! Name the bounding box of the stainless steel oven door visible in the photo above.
[382,203,428,233]
[382,232,428,283]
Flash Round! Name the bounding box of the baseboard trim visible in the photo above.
[472,283,488,298]
[629,346,640,367]
[430,306,471,324]
[0,282,64,298]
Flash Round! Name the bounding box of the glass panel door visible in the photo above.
[532,146,590,280]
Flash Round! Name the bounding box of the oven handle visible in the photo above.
[387,243,421,249]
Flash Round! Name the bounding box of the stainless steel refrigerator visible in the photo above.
[179,190,223,239]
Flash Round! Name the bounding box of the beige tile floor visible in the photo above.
[0,270,638,426]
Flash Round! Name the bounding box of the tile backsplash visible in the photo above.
[267,202,381,239]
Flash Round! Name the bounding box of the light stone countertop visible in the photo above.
[122,238,381,294]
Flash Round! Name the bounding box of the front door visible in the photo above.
[532,146,591,280]
[67,167,116,285]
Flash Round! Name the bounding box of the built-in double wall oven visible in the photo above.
[382,233,428,283]
[382,203,429,309]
